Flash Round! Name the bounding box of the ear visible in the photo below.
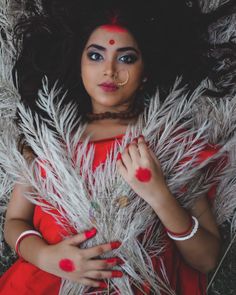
[139,76,148,91]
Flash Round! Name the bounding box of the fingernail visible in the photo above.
[139,135,145,139]
[106,257,124,265]
[126,143,130,148]
[106,258,117,264]
[110,241,122,250]
[99,281,108,289]
[117,258,125,265]
[117,152,122,161]
[133,137,138,143]
[84,228,97,239]
[112,270,123,278]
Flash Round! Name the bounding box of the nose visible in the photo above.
[103,59,117,78]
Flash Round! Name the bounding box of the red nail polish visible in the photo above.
[106,257,124,264]
[117,258,125,265]
[140,135,145,139]
[126,143,130,148]
[106,258,117,264]
[110,241,122,250]
[112,270,123,278]
[133,137,138,143]
[99,281,108,289]
[117,152,122,161]
[84,228,97,239]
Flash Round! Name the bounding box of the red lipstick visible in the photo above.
[99,82,118,92]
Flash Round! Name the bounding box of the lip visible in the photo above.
[99,82,118,92]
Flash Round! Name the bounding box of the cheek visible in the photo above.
[81,66,97,92]
[128,67,143,88]
[59,259,76,272]
[81,55,97,82]
[135,167,152,182]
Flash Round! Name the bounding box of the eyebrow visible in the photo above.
[86,44,139,54]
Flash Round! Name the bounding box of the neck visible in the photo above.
[87,97,144,123]
[91,101,134,114]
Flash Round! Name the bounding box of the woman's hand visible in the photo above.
[38,228,123,289]
[116,135,170,206]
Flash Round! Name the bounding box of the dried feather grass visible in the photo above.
[1,0,236,294]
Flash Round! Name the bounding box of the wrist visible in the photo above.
[16,231,48,268]
[147,185,174,210]
[36,243,51,270]
[15,230,42,257]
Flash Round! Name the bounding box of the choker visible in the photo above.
[86,104,144,122]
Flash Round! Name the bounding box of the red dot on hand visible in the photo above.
[59,259,75,272]
[135,167,152,182]
[109,39,115,45]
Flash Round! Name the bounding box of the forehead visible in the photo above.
[85,26,139,48]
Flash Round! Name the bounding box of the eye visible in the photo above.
[87,52,103,61]
[119,54,138,64]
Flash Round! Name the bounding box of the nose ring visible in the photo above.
[114,70,129,86]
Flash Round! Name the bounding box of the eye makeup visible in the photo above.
[119,54,138,64]
[87,51,138,65]
[87,51,103,61]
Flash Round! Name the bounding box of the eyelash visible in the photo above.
[87,52,138,64]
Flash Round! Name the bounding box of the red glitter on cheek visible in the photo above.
[109,39,115,45]
[135,167,152,182]
[59,259,75,272]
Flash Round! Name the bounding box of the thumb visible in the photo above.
[67,228,97,246]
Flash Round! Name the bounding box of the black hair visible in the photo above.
[13,0,236,122]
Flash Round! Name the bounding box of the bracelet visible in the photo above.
[15,230,42,257]
[166,216,199,241]
[165,215,193,237]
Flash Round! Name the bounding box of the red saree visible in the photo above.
[0,134,217,295]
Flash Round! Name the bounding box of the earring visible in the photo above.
[139,77,147,90]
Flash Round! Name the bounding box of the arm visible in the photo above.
[4,182,47,267]
[117,136,221,273]
[149,191,221,273]
[4,182,123,287]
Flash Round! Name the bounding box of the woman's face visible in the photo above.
[81,25,145,113]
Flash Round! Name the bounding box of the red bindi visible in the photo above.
[109,39,115,45]
[59,259,75,272]
[135,167,152,182]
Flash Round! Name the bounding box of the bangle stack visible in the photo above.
[15,230,42,257]
[166,216,199,241]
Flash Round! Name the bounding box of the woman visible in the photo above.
[0,0,235,294]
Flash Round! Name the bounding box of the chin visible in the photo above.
[93,98,125,108]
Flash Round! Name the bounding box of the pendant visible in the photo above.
[115,195,129,208]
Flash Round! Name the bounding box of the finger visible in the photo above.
[83,241,121,259]
[137,136,150,158]
[78,278,107,289]
[128,141,141,162]
[148,148,161,166]
[86,257,123,271]
[121,147,132,168]
[67,228,97,246]
[116,158,128,178]
[85,270,123,280]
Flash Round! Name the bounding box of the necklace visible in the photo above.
[86,102,144,122]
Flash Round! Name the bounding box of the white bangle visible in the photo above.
[15,230,42,257]
[167,216,199,241]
